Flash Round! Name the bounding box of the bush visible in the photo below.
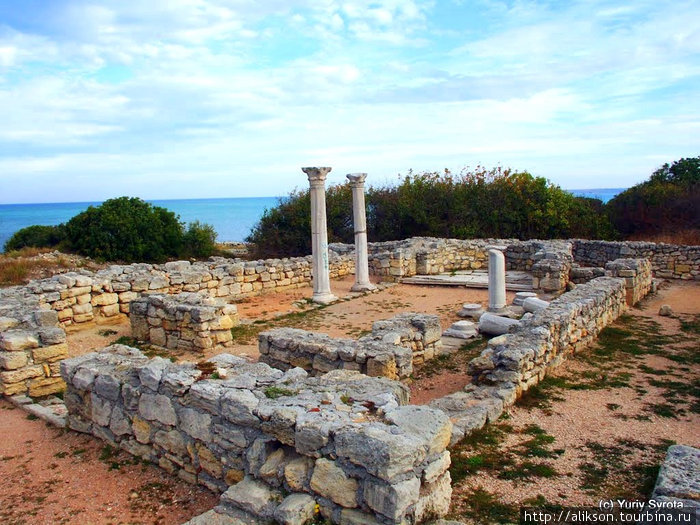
[246,166,613,257]
[182,221,218,258]
[62,197,184,262]
[3,224,65,252]
[607,157,699,238]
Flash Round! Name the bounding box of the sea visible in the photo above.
[0,189,624,251]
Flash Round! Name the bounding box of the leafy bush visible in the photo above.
[607,157,699,238]
[3,224,65,252]
[247,166,613,257]
[62,197,184,262]
[182,221,218,259]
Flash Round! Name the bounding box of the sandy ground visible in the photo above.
[449,280,700,519]
[0,399,218,524]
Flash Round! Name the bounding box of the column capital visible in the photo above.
[346,173,367,186]
[302,167,332,185]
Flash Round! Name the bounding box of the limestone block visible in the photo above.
[414,471,452,522]
[27,376,65,398]
[310,458,359,508]
[0,351,28,370]
[153,429,188,457]
[149,327,167,346]
[0,364,44,384]
[274,494,317,525]
[0,330,40,351]
[139,393,177,426]
[284,456,315,491]
[179,407,212,442]
[132,415,151,444]
[71,303,93,315]
[73,313,94,323]
[196,443,223,478]
[220,476,280,519]
[60,286,92,299]
[32,343,68,363]
[38,328,66,345]
[363,477,420,521]
[100,304,121,317]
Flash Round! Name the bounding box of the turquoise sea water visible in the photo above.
[0,189,624,251]
[0,197,281,250]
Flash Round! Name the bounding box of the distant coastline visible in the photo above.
[0,189,625,250]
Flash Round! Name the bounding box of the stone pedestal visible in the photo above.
[488,249,507,312]
[347,173,376,292]
[302,167,337,304]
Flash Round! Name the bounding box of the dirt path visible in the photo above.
[448,281,700,523]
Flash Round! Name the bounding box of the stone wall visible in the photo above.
[61,347,453,524]
[0,293,67,397]
[8,255,353,328]
[337,238,575,294]
[605,258,653,305]
[431,260,652,444]
[572,240,700,280]
[259,314,443,380]
[130,293,239,353]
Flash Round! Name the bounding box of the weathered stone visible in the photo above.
[180,407,212,442]
[652,445,700,501]
[0,351,28,370]
[478,313,520,336]
[94,373,121,401]
[220,476,280,519]
[659,304,673,317]
[28,376,65,398]
[274,494,317,525]
[385,406,452,456]
[284,456,314,491]
[1,365,44,384]
[139,393,177,426]
[132,415,151,443]
[310,458,358,508]
[0,330,39,351]
[363,477,420,520]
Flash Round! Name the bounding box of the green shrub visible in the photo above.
[607,157,699,238]
[3,224,65,252]
[246,166,613,257]
[182,221,218,258]
[62,197,184,262]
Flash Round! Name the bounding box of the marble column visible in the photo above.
[488,248,507,312]
[347,173,376,292]
[302,167,337,304]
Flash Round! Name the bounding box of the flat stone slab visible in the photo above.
[402,270,533,291]
[652,445,700,502]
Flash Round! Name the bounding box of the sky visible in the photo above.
[0,0,698,204]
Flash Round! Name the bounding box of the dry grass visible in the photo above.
[627,229,700,245]
[0,251,74,286]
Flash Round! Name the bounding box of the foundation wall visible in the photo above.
[61,348,453,524]
[432,258,653,444]
[130,293,239,353]
[259,313,443,380]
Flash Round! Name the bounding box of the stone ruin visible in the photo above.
[0,168,697,524]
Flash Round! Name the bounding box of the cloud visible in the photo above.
[0,0,697,204]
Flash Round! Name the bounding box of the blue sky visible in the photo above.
[0,0,698,203]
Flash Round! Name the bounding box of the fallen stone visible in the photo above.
[457,303,484,320]
[522,297,550,313]
[442,320,478,339]
[659,305,673,317]
[477,313,520,336]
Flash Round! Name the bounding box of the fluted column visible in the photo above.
[302,167,337,304]
[347,173,376,292]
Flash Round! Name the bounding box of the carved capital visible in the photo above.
[302,167,332,186]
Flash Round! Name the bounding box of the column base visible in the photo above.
[351,282,377,292]
[312,292,338,305]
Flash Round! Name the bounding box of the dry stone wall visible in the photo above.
[259,313,443,380]
[0,292,67,397]
[130,293,239,353]
[61,347,453,524]
[432,258,652,444]
[572,240,700,280]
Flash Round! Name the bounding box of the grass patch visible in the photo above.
[26,413,39,421]
[264,386,295,399]
[97,329,118,337]
[451,422,559,483]
[412,337,487,380]
[450,487,518,524]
